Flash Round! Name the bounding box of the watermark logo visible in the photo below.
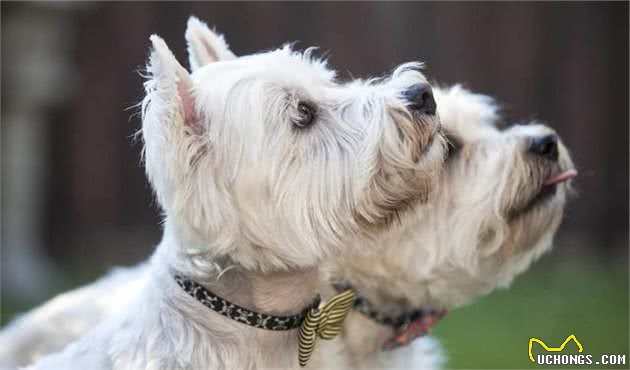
[529,334,626,366]
[529,334,583,362]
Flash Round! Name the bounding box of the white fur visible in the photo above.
[1,84,574,370]
[19,18,443,370]
[1,21,575,370]
[329,85,576,369]
[185,16,236,70]
[0,265,148,369]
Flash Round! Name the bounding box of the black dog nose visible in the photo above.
[529,134,559,161]
[404,83,436,116]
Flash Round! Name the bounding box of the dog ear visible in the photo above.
[143,35,208,210]
[145,35,200,132]
[185,16,236,71]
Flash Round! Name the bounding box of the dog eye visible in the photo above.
[444,131,462,160]
[294,102,316,128]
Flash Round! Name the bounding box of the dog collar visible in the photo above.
[175,274,320,330]
[334,283,447,350]
[175,275,355,367]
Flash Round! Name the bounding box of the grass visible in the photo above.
[432,257,629,369]
[1,255,628,369]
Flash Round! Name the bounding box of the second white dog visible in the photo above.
[327,85,577,369]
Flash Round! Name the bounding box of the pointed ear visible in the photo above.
[186,16,236,71]
[142,35,208,210]
[145,34,200,132]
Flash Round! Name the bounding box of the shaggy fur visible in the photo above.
[17,18,443,370]
[0,265,148,369]
[1,83,575,370]
[327,85,576,369]
[1,18,576,370]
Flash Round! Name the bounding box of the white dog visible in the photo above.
[1,19,576,370]
[18,18,443,370]
[328,85,577,369]
[0,83,575,370]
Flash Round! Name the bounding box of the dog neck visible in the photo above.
[144,220,323,368]
[340,290,445,365]
[157,218,321,318]
[329,267,447,362]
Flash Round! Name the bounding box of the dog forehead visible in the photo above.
[446,119,500,144]
[193,47,335,90]
[505,123,556,138]
[434,86,501,142]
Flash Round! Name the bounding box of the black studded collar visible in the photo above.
[175,275,321,331]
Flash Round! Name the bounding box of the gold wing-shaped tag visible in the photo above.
[298,289,355,367]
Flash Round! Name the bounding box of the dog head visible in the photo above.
[140,18,444,272]
[335,85,576,309]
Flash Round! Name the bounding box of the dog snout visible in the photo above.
[529,134,559,161]
[403,83,436,116]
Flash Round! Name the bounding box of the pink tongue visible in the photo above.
[544,169,578,185]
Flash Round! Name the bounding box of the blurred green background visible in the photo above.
[433,252,628,369]
[1,2,628,369]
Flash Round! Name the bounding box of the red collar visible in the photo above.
[382,308,447,350]
[333,283,448,350]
